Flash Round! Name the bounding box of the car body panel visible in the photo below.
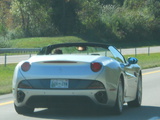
[12,42,141,111]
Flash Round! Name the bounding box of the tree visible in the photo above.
[11,0,55,37]
[48,0,82,35]
[113,0,124,6]
[0,0,11,40]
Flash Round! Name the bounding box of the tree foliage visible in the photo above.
[11,0,55,37]
[0,0,160,43]
[0,0,11,40]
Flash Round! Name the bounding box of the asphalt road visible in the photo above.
[0,54,33,64]
[0,67,160,120]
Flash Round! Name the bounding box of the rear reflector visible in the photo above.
[21,62,31,72]
[91,62,102,72]
[88,81,105,89]
[18,80,32,89]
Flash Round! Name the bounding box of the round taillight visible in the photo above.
[21,62,31,72]
[91,62,102,72]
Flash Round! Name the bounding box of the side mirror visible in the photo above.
[127,57,138,64]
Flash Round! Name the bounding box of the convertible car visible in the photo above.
[12,42,142,115]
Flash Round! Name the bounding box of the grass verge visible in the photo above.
[124,53,160,69]
[1,53,160,95]
[8,36,160,49]
[10,36,86,48]
[0,64,16,95]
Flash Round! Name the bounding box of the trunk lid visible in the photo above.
[20,55,105,80]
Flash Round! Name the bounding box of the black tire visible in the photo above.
[14,103,34,115]
[113,78,124,114]
[128,75,142,107]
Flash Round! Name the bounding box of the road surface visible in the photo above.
[0,67,160,120]
[0,54,33,64]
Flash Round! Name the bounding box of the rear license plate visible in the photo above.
[50,79,69,88]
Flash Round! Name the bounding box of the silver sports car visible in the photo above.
[12,42,142,115]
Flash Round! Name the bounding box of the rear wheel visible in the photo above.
[14,103,34,115]
[113,78,124,114]
[128,75,142,107]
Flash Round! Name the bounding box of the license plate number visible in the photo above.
[50,80,69,88]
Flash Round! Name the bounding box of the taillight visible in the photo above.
[21,62,31,72]
[91,62,102,72]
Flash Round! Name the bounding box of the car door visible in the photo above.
[124,64,138,98]
[108,46,137,98]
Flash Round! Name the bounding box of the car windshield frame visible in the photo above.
[38,43,110,55]
[38,42,126,63]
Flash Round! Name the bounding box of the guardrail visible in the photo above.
[0,48,41,66]
[0,48,41,53]
[0,47,160,66]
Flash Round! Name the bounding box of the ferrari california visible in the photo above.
[12,42,142,115]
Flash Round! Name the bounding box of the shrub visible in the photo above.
[0,39,11,48]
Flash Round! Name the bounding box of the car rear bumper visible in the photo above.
[26,95,95,108]
[13,89,109,108]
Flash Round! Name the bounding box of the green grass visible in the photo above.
[3,36,160,51]
[0,64,16,95]
[10,36,86,48]
[110,39,160,48]
[1,53,160,95]
[125,53,160,69]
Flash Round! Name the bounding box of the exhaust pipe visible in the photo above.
[17,90,25,103]
[95,91,108,104]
